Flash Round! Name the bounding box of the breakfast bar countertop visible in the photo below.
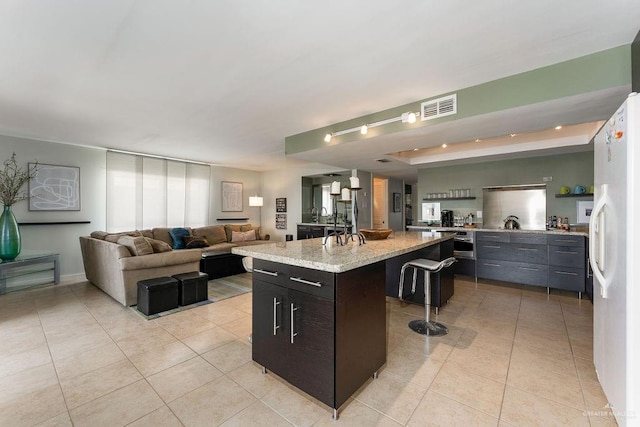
[232,231,453,273]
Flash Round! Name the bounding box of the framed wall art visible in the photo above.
[276,213,287,229]
[222,181,243,212]
[393,192,401,213]
[276,197,287,213]
[29,163,81,211]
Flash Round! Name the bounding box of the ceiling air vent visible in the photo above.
[376,158,392,163]
[421,94,457,121]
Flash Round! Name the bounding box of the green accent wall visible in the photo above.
[632,30,640,92]
[417,151,594,225]
[286,45,631,155]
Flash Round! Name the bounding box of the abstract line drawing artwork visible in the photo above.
[29,164,81,211]
[221,181,243,212]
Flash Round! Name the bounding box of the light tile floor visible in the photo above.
[0,277,617,426]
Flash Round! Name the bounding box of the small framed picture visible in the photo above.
[577,200,594,224]
[393,192,401,213]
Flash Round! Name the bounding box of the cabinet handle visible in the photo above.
[290,277,322,287]
[290,303,298,344]
[556,250,578,255]
[483,263,501,267]
[483,245,501,249]
[254,268,279,277]
[520,267,539,271]
[273,298,281,336]
[555,239,579,243]
[554,270,578,276]
[517,247,538,252]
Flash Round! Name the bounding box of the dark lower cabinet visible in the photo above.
[252,259,386,413]
[476,232,587,294]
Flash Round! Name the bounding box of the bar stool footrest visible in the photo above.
[408,320,449,336]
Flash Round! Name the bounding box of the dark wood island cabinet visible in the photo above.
[233,231,454,418]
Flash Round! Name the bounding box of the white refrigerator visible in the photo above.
[590,92,640,426]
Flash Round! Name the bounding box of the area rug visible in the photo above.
[130,272,252,320]
[208,272,252,302]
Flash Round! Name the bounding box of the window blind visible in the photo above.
[106,151,210,232]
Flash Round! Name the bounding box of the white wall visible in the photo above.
[260,163,345,241]
[209,166,262,226]
[1,136,106,283]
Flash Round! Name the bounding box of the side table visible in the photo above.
[0,252,60,294]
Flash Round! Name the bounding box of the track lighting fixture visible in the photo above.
[322,111,418,141]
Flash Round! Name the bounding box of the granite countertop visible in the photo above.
[232,230,454,273]
[407,225,588,237]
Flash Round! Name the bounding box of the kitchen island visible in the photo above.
[232,231,454,419]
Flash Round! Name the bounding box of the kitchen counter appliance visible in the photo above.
[441,210,453,227]
[453,230,475,259]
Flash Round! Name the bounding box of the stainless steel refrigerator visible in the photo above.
[590,92,640,426]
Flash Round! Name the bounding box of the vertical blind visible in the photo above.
[106,151,210,232]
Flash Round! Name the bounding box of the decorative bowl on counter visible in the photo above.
[359,228,393,240]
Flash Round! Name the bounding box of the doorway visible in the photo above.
[372,177,388,229]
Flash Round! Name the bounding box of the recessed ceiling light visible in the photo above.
[413,148,419,151]
[360,125,368,135]
[324,133,332,142]
[442,144,447,148]
[555,125,562,130]
[475,138,481,142]
[510,133,517,137]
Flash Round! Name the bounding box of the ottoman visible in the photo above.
[172,271,209,306]
[137,277,179,315]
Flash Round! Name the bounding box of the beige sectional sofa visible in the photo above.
[79,224,270,306]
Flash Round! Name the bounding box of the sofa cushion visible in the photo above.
[231,230,257,242]
[90,231,109,240]
[104,231,142,243]
[193,225,227,245]
[118,235,154,256]
[201,242,237,253]
[184,236,209,249]
[138,229,154,238]
[151,228,172,245]
[145,237,173,253]
[169,227,191,249]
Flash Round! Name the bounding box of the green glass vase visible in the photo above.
[0,205,21,261]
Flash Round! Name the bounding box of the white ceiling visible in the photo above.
[1,1,639,180]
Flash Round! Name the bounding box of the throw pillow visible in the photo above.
[169,227,191,249]
[231,230,257,242]
[144,237,173,253]
[90,231,109,240]
[224,224,244,242]
[184,236,209,249]
[117,235,153,256]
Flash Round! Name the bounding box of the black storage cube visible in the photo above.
[137,277,179,315]
[172,271,209,306]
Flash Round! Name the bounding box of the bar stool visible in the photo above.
[398,257,456,336]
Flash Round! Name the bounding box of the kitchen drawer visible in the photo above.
[548,246,585,268]
[547,235,585,247]
[508,243,548,264]
[477,242,510,259]
[548,266,585,292]
[510,233,547,245]
[477,259,548,286]
[288,265,335,300]
[476,232,509,243]
[253,259,289,286]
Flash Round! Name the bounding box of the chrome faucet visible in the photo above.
[311,207,319,223]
